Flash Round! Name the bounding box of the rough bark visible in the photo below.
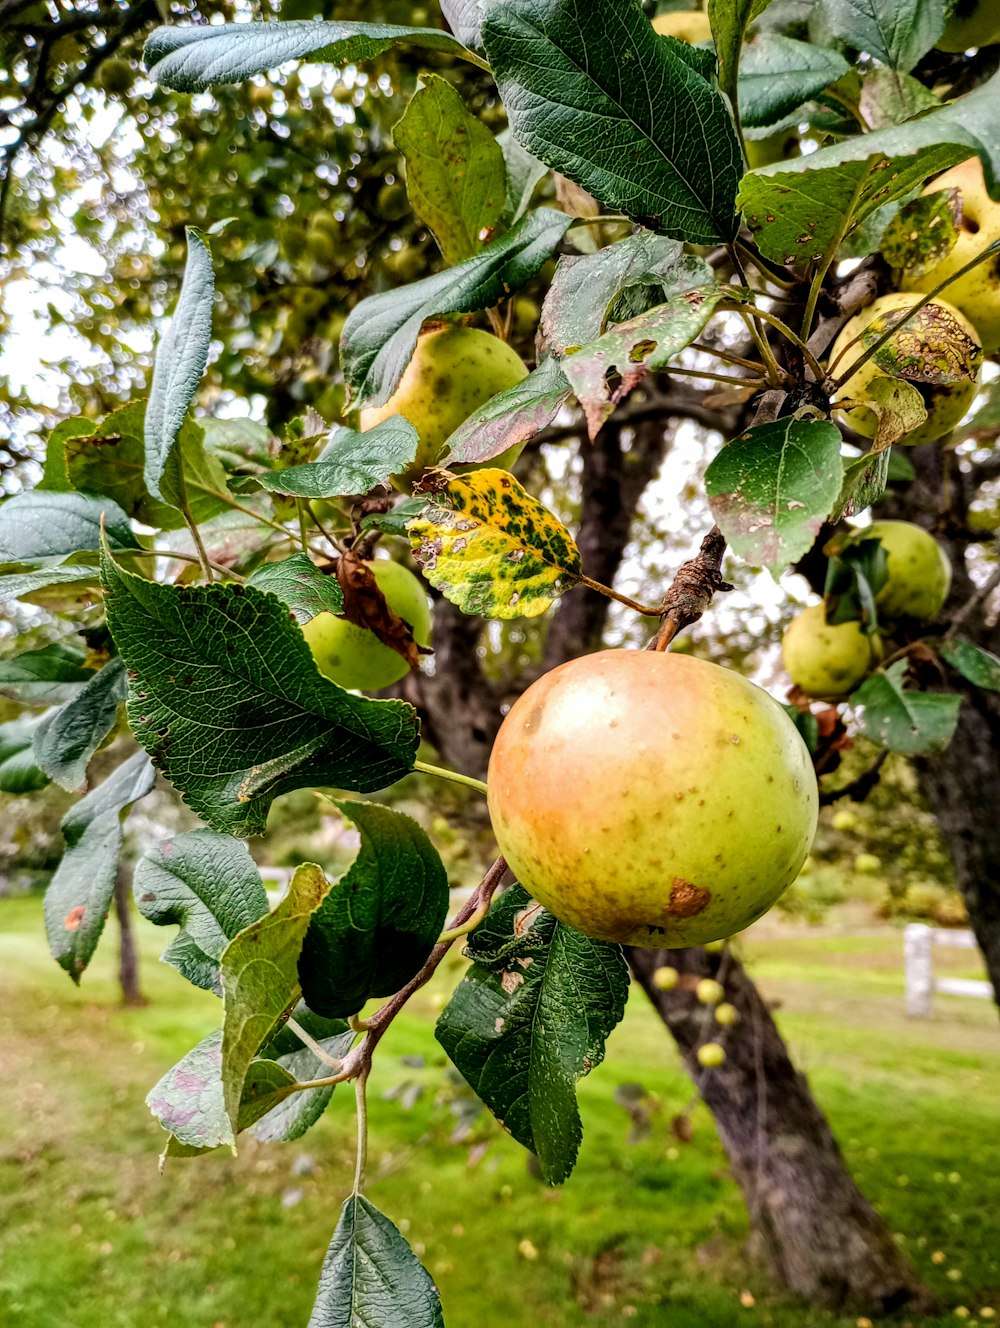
[627,946,934,1314]
[114,864,145,1007]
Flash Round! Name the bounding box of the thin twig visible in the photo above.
[819,749,888,806]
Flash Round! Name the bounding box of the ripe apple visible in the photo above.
[652,965,680,991]
[695,978,725,1006]
[858,519,952,622]
[781,604,880,698]
[904,156,1000,354]
[829,293,982,445]
[302,558,431,691]
[714,1002,738,1027]
[936,1,1000,52]
[652,11,712,43]
[487,650,818,949]
[697,1042,726,1068]
[359,326,529,489]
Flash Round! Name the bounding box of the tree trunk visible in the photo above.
[114,864,145,1007]
[627,946,934,1313]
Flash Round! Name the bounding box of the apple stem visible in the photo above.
[577,575,664,616]
[413,759,488,796]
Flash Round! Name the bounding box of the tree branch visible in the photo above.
[646,526,733,651]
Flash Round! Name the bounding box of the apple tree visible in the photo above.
[5,0,1000,1321]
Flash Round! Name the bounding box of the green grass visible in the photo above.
[1,894,998,1328]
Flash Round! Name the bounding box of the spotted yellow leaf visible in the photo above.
[407,469,581,619]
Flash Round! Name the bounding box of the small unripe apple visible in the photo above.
[487,651,818,949]
[359,326,529,489]
[714,1002,738,1027]
[830,293,982,445]
[905,157,1000,354]
[832,809,857,833]
[302,559,431,691]
[697,1042,726,1068]
[936,1,1000,52]
[781,604,880,699]
[854,852,881,875]
[860,520,952,622]
[652,965,680,991]
[652,11,712,43]
[696,978,725,1006]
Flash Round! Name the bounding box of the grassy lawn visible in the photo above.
[1,893,998,1328]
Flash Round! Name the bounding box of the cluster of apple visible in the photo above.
[782,521,951,698]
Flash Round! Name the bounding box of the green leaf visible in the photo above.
[0,490,140,565]
[298,801,450,1019]
[0,644,95,707]
[340,207,571,409]
[436,885,628,1185]
[246,554,345,626]
[38,417,95,491]
[394,74,507,264]
[145,228,214,502]
[441,357,573,466]
[498,127,548,224]
[881,188,961,278]
[257,418,419,499]
[43,751,156,981]
[220,862,332,1139]
[563,284,728,437]
[0,742,50,794]
[941,639,1000,694]
[820,0,947,72]
[144,21,482,92]
[32,657,127,792]
[249,1026,355,1144]
[409,469,582,619]
[440,0,484,51]
[705,418,843,576]
[738,143,968,267]
[308,1195,444,1328]
[0,565,102,605]
[825,536,889,630]
[833,449,890,523]
[481,0,742,244]
[539,233,691,357]
[101,549,420,837]
[851,660,961,754]
[738,35,850,129]
[708,0,775,115]
[360,498,428,537]
[133,829,270,995]
[147,1029,232,1152]
[859,65,940,132]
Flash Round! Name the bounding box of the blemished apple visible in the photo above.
[829,293,982,445]
[652,11,712,43]
[781,604,880,698]
[936,1,1000,52]
[487,651,818,949]
[904,156,1000,354]
[302,558,431,691]
[858,520,952,622]
[359,326,529,489]
[697,1042,726,1068]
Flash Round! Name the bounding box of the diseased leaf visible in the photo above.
[221,862,332,1139]
[298,801,450,1019]
[145,229,215,502]
[851,376,928,452]
[395,74,507,264]
[851,660,961,753]
[409,469,581,619]
[133,829,270,994]
[881,188,961,278]
[738,34,850,129]
[101,549,420,837]
[247,554,345,626]
[436,885,628,1185]
[360,497,428,536]
[0,644,94,707]
[705,418,843,576]
[340,207,571,408]
[820,0,947,72]
[482,0,742,243]
[32,656,128,792]
[147,1029,232,1152]
[862,300,982,385]
[308,1195,444,1328]
[257,417,419,499]
[0,490,140,565]
[941,639,1000,694]
[144,20,482,92]
[832,449,890,523]
[859,64,940,131]
[442,357,573,466]
[562,284,727,437]
[43,752,156,981]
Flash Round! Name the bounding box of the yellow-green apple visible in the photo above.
[856,519,952,621]
[781,604,880,698]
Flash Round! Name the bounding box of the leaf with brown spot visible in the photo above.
[335,548,425,668]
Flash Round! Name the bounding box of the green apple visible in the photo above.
[854,852,882,875]
[830,293,982,445]
[695,978,725,1006]
[781,604,880,699]
[936,1,1000,52]
[905,156,1000,354]
[652,965,680,991]
[697,1042,726,1068]
[714,1002,738,1027]
[652,10,712,43]
[487,650,818,949]
[832,809,857,833]
[858,519,952,622]
[359,326,529,490]
[302,558,431,691]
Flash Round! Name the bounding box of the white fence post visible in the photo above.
[904,923,935,1018]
